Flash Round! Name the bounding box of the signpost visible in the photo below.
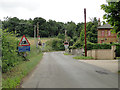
[18,35,30,52]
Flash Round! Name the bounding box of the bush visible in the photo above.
[57,33,65,40]
[73,36,78,42]
[83,43,112,50]
[69,39,83,49]
[46,38,65,51]
[2,30,24,73]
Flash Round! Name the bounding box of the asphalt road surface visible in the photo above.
[22,52,118,88]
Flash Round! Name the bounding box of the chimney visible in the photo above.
[98,18,101,26]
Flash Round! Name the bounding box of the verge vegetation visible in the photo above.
[2,30,43,88]
[73,56,94,60]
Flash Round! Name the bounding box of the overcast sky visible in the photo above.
[0,0,107,23]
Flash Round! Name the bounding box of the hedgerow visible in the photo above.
[2,29,25,73]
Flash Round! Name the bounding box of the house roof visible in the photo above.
[97,24,113,29]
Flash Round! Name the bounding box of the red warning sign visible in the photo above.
[18,35,30,46]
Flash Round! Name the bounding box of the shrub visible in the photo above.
[46,38,65,51]
[83,43,112,50]
[70,39,83,49]
[2,30,24,73]
[73,36,78,42]
[57,33,65,40]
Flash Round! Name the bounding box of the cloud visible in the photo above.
[0,0,107,23]
[0,0,40,11]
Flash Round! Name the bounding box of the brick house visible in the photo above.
[97,24,117,44]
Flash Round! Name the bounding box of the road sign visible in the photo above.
[64,45,69,49]
[18,35,30,52]
[18,46,30,52]
[64,42,69,45]
[64,42,69,49]
[19,35,30,46]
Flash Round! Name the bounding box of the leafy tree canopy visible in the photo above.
[101,1,120,33]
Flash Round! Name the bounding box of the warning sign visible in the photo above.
[19,35,30,46]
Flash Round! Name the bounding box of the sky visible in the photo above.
[0,0,107,24]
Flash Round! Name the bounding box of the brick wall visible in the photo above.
[98,29,117,43]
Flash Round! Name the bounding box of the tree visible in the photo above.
[2,17,20,34]
[65,21,77,38]
[79,17,98,43]
[101,2,120,33]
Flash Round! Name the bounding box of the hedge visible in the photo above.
[83,42,120,57]
[2,30,25,73]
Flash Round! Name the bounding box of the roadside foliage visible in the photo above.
[2,29,25,73]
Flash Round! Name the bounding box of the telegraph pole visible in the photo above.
[34,25,36,39]
[34,25,37,48]
[84,8,87,57]
[37,22,39,38]
[36,22,39,48]
[65,30,67,42]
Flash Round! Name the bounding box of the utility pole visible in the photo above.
[34,25,37,48]
[37,22,39,38]
[34,25,36,39]
[84,8,87,57]
[36,22,39,48]
[65,30,67,42]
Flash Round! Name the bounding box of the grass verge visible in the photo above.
[116,57,120,59]
[73,56,94,60]
[64,53,72,55]
[2,53,43,88]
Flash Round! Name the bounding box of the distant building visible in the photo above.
[97,23,117,44]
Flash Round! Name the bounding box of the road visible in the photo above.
[21,52,118,88]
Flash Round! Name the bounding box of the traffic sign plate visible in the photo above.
[19,35,30,46]
[64,42,69,45]
[18,46,30,52]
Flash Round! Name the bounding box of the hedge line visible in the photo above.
[2,30,25,73]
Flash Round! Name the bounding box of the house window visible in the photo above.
[101,31,104,36]
[108,31,111,36]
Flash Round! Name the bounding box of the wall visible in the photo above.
[87,46,116,60]
[70,49,84,56]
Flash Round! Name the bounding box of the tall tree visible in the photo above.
[101,1,120,34]
[65,21,77,38]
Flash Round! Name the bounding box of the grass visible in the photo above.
[116,57,120,59]
[2,53,43,88]
[2,37,43,88]
[64,53,72,55]
[73,56,94,60]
